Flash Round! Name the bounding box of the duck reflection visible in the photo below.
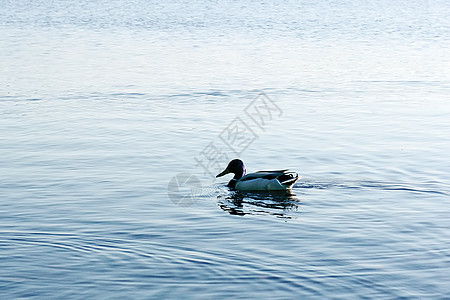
[218,190,300,218]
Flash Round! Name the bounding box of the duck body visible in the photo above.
[217,159,299,191]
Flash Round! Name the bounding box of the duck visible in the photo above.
[216,159,299,191]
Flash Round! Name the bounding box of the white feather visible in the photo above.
[236,178,293,191]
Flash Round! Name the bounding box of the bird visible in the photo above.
[216,159,299,191]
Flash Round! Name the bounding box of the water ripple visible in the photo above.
[0,230,325,298]
[297,179,448,195]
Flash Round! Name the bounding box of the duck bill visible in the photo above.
[216,168,230,178]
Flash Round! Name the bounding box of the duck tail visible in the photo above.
[278,172,299,186]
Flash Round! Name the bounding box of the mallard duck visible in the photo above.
[216,159,299,191]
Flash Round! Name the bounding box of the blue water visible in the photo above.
[1,0,450,298]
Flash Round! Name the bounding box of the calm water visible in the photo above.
[1,0,450,298]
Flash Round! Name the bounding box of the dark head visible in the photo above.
[216,159,246,180]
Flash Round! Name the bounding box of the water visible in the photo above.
[1,0,450,298]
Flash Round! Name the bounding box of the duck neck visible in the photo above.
[227,179,237,189]
[233,167,245,180]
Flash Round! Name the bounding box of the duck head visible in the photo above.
[216,159,246,180]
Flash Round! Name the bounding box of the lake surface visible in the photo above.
[1,0,450,298]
